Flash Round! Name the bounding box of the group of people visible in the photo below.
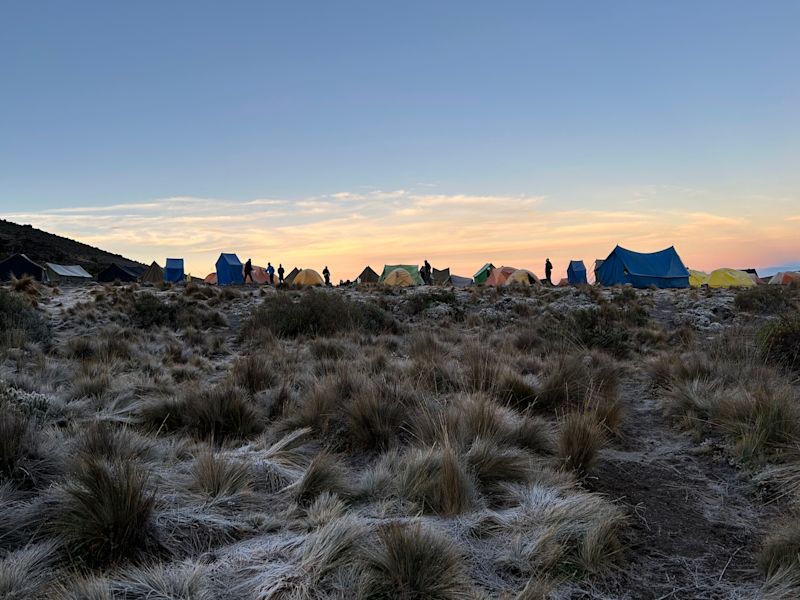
[242,259,331,286]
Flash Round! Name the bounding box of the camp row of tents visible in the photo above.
[0,254,187,285]
[2,248,798,289]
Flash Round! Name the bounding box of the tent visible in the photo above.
[769,271,800,286]
[567,260,588,285]
[593,259,605,283]
[707,268,756,289]
[504,269,540,286]
[44,263,92,284]
[432,267,451,286]
[356,266,379,284]
[474,263,495,285]
[0,254,46,282]
[689,270,709,288]
[98,263,146,283]
[164,258,185,283]
[293,268,324,287]
[485,266,518,287]
[216,253,244,286]
[383,268,415,287]
[379,265,424,285]
[450,275,473,288]
[284,267,301,286]
[249,266,270,284]
[595,246,689,288]
[140,262,165,284]
[203,272,217,285]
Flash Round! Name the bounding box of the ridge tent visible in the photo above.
[356,266,379,284]
[593,259,605,284]
[0,254,46,282]
[707,268,755,289]
[293,269,324,287]
[140,262,165,284]
[98,263,146,283]
[164,258,185,283]
[689,270,709,288]
[383,268,415,287]
[450,275,473,288]
[379,265,423,285]
[504,269,540,286]
[284,267,301,286]
[474,263,495,285]
[216,253,244,286]
[432,267,451,286]
[595,246,689,288]
[567,260,588,285]
[769,271,800,286]
[44,263,92,284]
[485,266,518,287]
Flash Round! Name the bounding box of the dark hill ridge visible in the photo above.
[0,219,144,275]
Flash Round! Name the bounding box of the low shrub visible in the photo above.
[0,289,50,351]
[189,451,253,502]
[735,286,797,313]
[759,312,800,371]
[184,384,264,442]
[571,306,634,357]
[132,293,225,330]
[230,353,275,393]
[294,453,351,506]
[759,518,800,576]
[558,411,605,477]
[244,290,397,339]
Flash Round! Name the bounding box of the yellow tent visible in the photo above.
[707,268,756,289]
[503,269,540,286]
[689,270,709,288]
[293,269,324,287]
[383,268,415,287]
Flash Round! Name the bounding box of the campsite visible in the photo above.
[1,233,800,598]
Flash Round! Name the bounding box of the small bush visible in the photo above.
[244,290,397,338]
[49,459,158,567]
[395,445,475,516]
[0,289,50,351]
[572,305,635,357]
[344,385,406,451]
[735,286,797,313]
[294,453,351,506]
[466,438,531,497]
[558,412,605,477]
[190,451,253,502]
[184,384,264,442]
[759,312,800,371]
[0,408,53,488]
[360,522,469,599]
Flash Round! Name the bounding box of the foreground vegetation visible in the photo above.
[0,278,798,598]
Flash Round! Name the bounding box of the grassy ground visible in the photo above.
[0,278,798,599]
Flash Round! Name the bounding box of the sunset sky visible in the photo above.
[1,1,798,280]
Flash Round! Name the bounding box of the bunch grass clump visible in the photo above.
[0,288,50,351]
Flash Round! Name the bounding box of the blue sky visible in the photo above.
[1,1,798,276]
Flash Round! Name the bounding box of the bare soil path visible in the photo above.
[579,371,766,600]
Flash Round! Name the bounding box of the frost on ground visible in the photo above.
[0,279,799,599]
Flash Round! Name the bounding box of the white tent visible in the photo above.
[45,263,92,284]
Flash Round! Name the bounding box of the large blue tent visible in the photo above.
[595,246,689,288]
[216,253,244,285]
[567,260,588,285]
[164,258,185,283]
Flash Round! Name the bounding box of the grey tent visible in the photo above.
[45,263,92,284]
[140,262,165,284]
[356,266,379,284]
[432,267,451,286]
[284,267,301,286]
[98,263,146,283]
[450,275,473,288]
[0,254,47,282]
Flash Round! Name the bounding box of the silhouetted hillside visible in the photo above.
[0,219,144,275]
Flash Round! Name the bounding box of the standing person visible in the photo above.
[423,260,432,285]
[267,262,275,285]
[322,266,331,286]
[277,263,285,285]
[545,258,553,285]
[244,258,254,284]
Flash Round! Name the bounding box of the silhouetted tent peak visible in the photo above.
[0,254,46,282]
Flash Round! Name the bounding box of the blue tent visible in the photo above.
[596,246,689,288]
[164,258,185,283]
[216,253,243,285]
[567,260,588,285]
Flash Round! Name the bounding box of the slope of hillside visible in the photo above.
[0,219,143,275]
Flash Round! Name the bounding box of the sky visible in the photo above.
[1,1,798,280]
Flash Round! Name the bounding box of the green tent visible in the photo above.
[473,263,495,285]
[379,264,424,285]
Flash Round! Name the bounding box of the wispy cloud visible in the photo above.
[7,189,799,279]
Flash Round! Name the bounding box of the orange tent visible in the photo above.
[485,266,518,287]
[769,271,800,285]
[204,272,217,285]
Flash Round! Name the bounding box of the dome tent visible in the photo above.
[504,269,540,286]
[383,268,415,287]
[768,271,800,286]
[567,260,588,285]
[293,269,324,287]
[595,246,689,289]
[706,268,756,289]
[379,265,423,285]
[485,266,518,287]
[689,270,709,288]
